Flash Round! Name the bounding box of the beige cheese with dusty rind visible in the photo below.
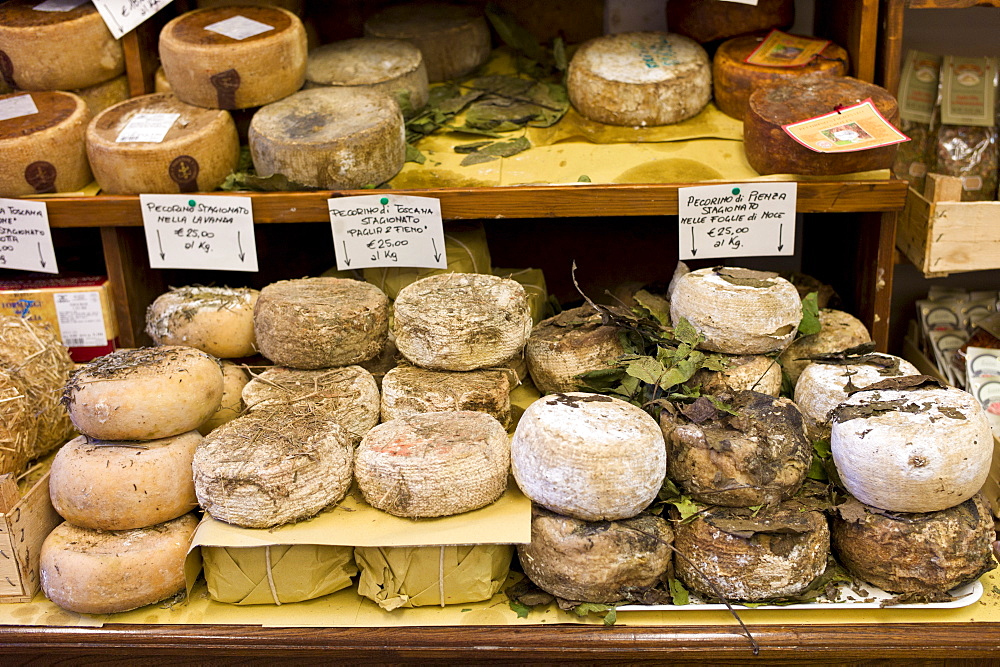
[40,513,198,615]
[831,386,993,513]
[0,91,92,197]
[356,411,510,518]
[512,392,666,521]
[159,6,307,110]
[254,277,390,369]
[305,38,429,110]
[198,360,250,435]
[525,305,626,394]
[194,404,354,528]
[197,0,305,12]
[690,354,783,397]
[64,346,224,441]
[670,267,802,354]
[242,365,380,445]
[146,285,259,359]
[249,87,405,189]
[73,74,130,117]
[794,354,920,440]
[363,2,490,83]
[567,32,711,127]
[154,67,172,94]
[0,1,124,92]
[779,309,872,387]
[380,364,511,427]
[49,431,201,531]
[393,273,533,372]
[86,92,239,195]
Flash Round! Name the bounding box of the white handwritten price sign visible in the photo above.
[328,194,447,271]
[140,194,258,272]
[91,0,174,40]
[678,182,797,260]
[0,198,58,274]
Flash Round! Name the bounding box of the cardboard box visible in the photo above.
[0,471,61,603]
[0,275,118,362]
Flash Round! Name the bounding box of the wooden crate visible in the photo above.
[0,472,61,603]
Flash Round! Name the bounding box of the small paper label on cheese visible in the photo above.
[54,291,107,347]
[782,100,910,153]
[0,198,59,274]
[115,112,180,143]
[328,195,447,271]
[33,0,88,11]
[744,30,831,68]
[0,94,39,122]
[205,15,275,40]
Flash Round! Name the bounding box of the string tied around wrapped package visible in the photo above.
[438,546,446,607]
[265,545,281,606]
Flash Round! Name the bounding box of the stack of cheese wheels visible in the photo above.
[0,91,92,196]
[525,305,626,394]
[86,93,240,195]
[744,75,901,175]
[666,0,795,45]
[380,364,512,427]
[249,86,405,189]
[567,31,711,127]
[713,34,849,121]
[146,286,260,359]
[305,38,429,111]
[362,2,490,83]
[779,308,873,387]
[159,5,307,110]
[42,346,223,614]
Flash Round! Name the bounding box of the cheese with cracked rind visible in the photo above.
[380,364,511,427]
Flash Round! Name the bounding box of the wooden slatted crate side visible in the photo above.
[0,473,61,604]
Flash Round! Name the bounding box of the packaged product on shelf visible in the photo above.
[893,50,943,193]
[965,345,1000,437]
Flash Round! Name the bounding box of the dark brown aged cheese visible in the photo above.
[666,0,794,45]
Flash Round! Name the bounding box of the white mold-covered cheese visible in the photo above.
[198,360,250,435]
[831,385,994,513]
[356,411,510,518]
[567,31,711,127]
[779,309,872,386]
[525,305,626,394]
[393,273,533,372]
[249,87,405,189]
[512,392,666,521]
[146,285,259,358]
[671,267,801,354]
[49,431,201,531]
[305,38,429,110]
[380,365,511,427]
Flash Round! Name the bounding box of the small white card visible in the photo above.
[0,199,58,274]
[54,291,107,347]
[140,194,258,272]
[718,0,759,4]
[678,182,797,260]
[115,112,180,143]
[33,0,89,11]
[204,15,274,40]
[328,195,447,271]
[90,0,173,40]
[0,95,39,122]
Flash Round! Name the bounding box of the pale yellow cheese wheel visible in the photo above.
[146,286,259,358]
[72,74,130,117]
[154,66,172,94]
[198,360,250,435]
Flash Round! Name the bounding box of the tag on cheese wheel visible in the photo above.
[0,94,37,121]
[204,15,274,40]
[32,0,88,11]
[745,30,831,68]
[115,112,179,143]
[782,99,910,153]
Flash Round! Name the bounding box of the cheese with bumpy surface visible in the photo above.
[525,305,626,394]
[159,6,307,109]
[779,308,872,387]
[249,87,405,189]
[305,38,429,111]
[49,431,201,531]
[40,514,198,615]
[146,285,259,359]
[380,364,511,428]
[567,32,711,127]
[0,1,124,91]
[0,91,91,197]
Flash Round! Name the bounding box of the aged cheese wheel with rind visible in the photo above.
[0,91,92,197]
[198,360,250,435]
[305,38,429,111]
[73,74,129,117]
[0,1,124,91]
[779,308,872,387]
[40,514,198,615]
[146,285,259,359]
[159,6,307,109]
[249,87,405,189]
[525,305,626,394]
[197,0,305,12]
[380,364,512,428]
[688,354,783,397]
[567,31,711,127]
[667,0,794,44]
[512,392,666,521]
[49,431,201,531]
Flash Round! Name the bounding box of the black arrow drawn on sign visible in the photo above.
[157,230,165,260]
[37,242,45,268]
[690,226,697,256]
[237,231,245,262]
[777,223,784,252]
[432,238,442,262]
[342,240,351,267]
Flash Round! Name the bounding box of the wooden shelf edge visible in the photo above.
[906,0,1000,8]
[38,180,910,227]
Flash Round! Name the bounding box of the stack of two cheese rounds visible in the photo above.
[41,346,227,614]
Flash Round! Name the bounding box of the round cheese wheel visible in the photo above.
[670,267,802,354]
[146,285,259,358]
[667,0,795,45]
[831,385,994,513]
[64,346,225,441]
[688,354,783,397]
[305,38,429,111]
[745,75,901,176]
[0,91,92,197]
[242,365,380,444]
[86,92,240,195]
[566,32,711,127]
[713,34,849,121]
[254,277,390,369]
[779,308,872,387]
[197,0,305,13]
[512,392,666,521]
[73,74,130,117]
[194,404,354,528]
[380,364,512,428]
[393,273,533,372]
[249,87,405,189]
[40,513,198,615]
[198,360,249,435]
[363,2,490,83]
[154,66,172,94]
[159,6,307,110]
[0,1,124,91]
[356,411,510,518]
[525,305,626,394]
[49,431,201,531]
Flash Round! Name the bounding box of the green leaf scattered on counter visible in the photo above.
[572,602,617,626]
[577,174,591,182]
[458,136,532,166]
[405,143,426,164]
[509,600,532,619]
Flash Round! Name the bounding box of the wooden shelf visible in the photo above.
[906,0,1000,8]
